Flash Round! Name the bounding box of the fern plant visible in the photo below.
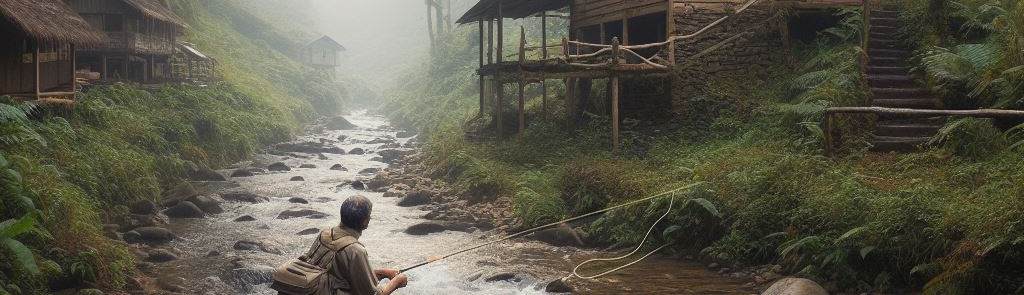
[0,212,41,276]
[0,97,44,147]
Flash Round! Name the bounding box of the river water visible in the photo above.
[150,110,753,295]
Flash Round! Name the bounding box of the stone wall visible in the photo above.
[670,3,793,113]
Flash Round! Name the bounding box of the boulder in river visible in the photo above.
[533,223,584,247]
[130,200,158,215]
[484,273,522,283]
[267,162,291,172]
[163,182,198,202]
[277,209,328,220]
[230,169,255,178]
[221,191,270,203]
[330,164,348,171]
[396,131,417,138]
[187,167,226,182]
[325,116,356,130]
[186,195,223,214]
[124,227,175,244]
[147,249,178,263]
[350,181,366,190]
[348,148,366,155]
[299,164,317,169]
[297,228,320,235]
[397,190,434,207]
[404,222,447,235]
[234,215,256,222]
[359,168,380,175]
[290,176,305,182]
[545,277,574,293]
[378,149,415,164]
[760,278,828,295]
[274,141,344,154]
[288,197,309,204]
[163,201,205,218]
[233,240,283,255]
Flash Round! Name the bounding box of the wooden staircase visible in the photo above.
[865,8,943,152]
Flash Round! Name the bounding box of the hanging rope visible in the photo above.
[571,194,676,279]
[398,182,703,273]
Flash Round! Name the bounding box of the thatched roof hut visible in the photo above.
[456,0,570,24]
[122,0,189,28]
[0,0,109,47]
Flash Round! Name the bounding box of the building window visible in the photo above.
[105,15,124,32]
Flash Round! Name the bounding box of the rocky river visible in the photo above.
[120,110,761,295]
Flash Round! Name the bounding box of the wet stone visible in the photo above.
[130,200,157,215]
[163,201,205,218]
[233,215,256,222]
[277,209,328,220]
[330,164,347,171]
[288,197,309,204]
[299,164,317,169]
[188,167,226,182]
[147,249,178,263]
[484,273,521,283]
[233,240,282,255]
[267,162,291,172]
[221,191,270,203]
[124,227,175,244]
[186,195,223,214]
[297,228,320,235]
[350,181,365,190]
[230,169,255,177]
[397,190,434,207]
[545,277,574,293]
[404,222,446,235]
[348,148,366,155]
[290,176,305,181]
[359,168,380,175]
[396,131,417,138]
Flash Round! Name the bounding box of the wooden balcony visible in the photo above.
[103,32,174,55]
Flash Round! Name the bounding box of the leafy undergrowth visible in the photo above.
[386,7,1024,294]
[0,1,343,293]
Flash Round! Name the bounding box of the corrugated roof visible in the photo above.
[456,0,570,24]
[122,0,189,28]
[0,0,109,46]
[308,36,346,51]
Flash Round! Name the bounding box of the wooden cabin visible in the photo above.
[64,0,188,83]
[0,0,108,101]
[458,0,863,150]
[172,41,215,83]
[301,36,346,78]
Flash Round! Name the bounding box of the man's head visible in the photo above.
[340,195,373,231]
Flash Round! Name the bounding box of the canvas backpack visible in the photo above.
[271,230,360,295]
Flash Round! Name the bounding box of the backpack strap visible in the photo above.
[319,228,361,252]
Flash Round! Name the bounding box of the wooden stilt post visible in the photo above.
[496,2,504,139]
[611,37,621,152]
[488,20,494,65]
[518,26,526,133]
[71,44,76,99]
[479,20,485,117]
[541,13,548,121]
[34,43,40,99]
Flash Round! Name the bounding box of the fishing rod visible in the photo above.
[397,182,704,273]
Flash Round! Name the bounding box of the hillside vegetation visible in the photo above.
[386,2,1024,294]
[0,1,342,293]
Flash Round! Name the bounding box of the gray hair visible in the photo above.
[340,195,373,231]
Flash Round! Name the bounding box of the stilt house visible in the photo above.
[301,36,346,78]
[64,0,189,83]
[0,0,108,101]
[458,0,864,151]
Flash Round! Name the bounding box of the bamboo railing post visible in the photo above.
[479,20,486,117]
[488,19,494,64]
[823,113,834,157]
[541,13,548,121]
[611,37,621,152]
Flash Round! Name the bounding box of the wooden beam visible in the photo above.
[826,107,1024,117]
[479,20,486,117]
[519,26,527,133]
[71,44,76,99]
[496,1,504,139]
[541,14,548,121]
[488,19,494,64]
[34,43,40,98]
[611,37,621,152]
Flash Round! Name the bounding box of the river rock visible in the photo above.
[367,138,395,145]
[404,222,447,235]
[326,116,356,130]
[297,228,320,235]
[186,195,223,214]
[350,181,365,190]
[760,278,829,295]
[337,135,348,141]
[378,149,415,164]
[118,214,166,232]
[397,190,433,207]
[124,227,175,244]
[234,215,256,222]
[485,273,521,283]
[147,249,178,262]
[130,200,158,215]
[163,201,205,218]
[233,240,283,255]
[187,167,226,182]
[277,209,328,220]
[383,189,404,198]
[348,148,366,155]
[545,277,574,293]
[221,191,269,203]
[330,164,348,171]
[157,276,186,292]
[288,197,309,204]
[274,141,344,154]
[163,182,199,202]
[230,169,255,177]
[267,162,291,172]
[290,176,305,181]
[396,131,417,138]
[533,223,584,247]
[229,265,276,285]
[299,164,317,169]
[359,168,380,174]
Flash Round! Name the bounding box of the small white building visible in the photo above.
[300,36,345,77]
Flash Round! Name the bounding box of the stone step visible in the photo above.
[870,31,899,39]
[868,74,916,87]
[870,17,900,26]
[869,39,900,49]
[872,25,899,34]
[874,123,942,137]
[869,56,909,67]
[870,135,931,152]
[872,10,900,18]
[867,66,910,75]
[870,48,911,58]
[872,87,930,99]
[873,98,938,109]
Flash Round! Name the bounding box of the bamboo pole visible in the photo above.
[611,37,621,152]
[479,20,486,117]
[519,26,527,133]
[34,44,40,98]
[541,13,548,121]
[488,20,494,64]
[496,2,504,139]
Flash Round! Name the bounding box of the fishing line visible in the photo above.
[398,182,702,274]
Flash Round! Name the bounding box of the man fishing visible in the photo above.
[293,195,408,295]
